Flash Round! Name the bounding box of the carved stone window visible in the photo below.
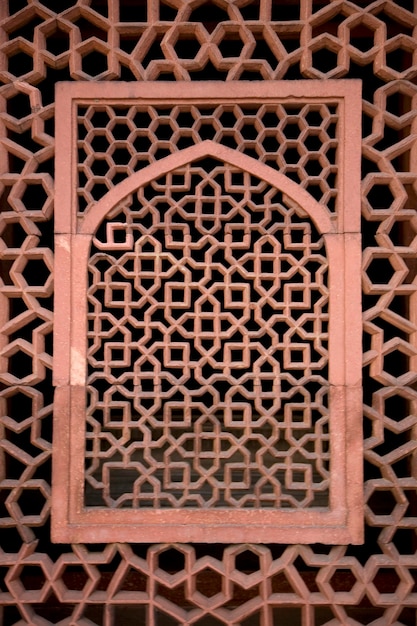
[52,81,363,544]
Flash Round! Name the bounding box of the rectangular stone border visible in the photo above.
[52,81,363,544]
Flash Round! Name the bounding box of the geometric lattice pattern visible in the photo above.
[1,0,417,623]
[77,100,339,213]
[86,161,331,511]
[52,81,362,544]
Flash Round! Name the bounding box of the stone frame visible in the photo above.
[52,80,363,544]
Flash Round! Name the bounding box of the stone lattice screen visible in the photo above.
[0,0,417,624]
[52,80,362,545]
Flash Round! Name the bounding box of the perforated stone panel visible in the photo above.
[1,0,417,624]
[52,81,362,544]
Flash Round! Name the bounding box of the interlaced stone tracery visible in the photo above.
[52,81,361,544]
[1,0,417,623]
[85,161,330,510]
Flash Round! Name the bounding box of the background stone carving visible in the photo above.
[1,1,417,624]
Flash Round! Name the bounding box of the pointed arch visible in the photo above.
[79,140,334,236]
